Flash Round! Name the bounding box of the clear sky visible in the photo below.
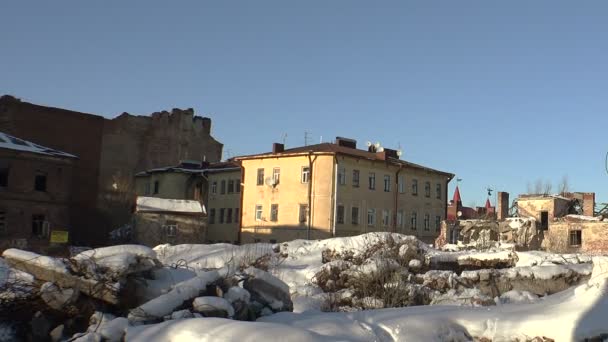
[2,1,607,207]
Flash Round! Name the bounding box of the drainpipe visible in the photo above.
[237,161,245,245]
[307,152,313,240]
[394,165,403,233]
[332,156,339,237]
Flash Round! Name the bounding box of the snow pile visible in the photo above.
[72,244,159,281]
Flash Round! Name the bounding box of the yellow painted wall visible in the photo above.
[240,154,335,243]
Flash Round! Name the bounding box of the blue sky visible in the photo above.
[1,1,607,207]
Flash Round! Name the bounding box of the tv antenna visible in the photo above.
[281,133,287,145]
[304,131,312,146]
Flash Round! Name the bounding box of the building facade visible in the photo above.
[0,132,76,253]
[236,138,454,244]
[134,161,241,244]
[0,95,223,246]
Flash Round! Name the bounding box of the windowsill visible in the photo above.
[569,244,582,248]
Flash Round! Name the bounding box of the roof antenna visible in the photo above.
[320,135,323,143]
[281,133,287,145]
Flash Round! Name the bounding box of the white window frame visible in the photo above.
[163,224,178,237]
[211,181,217,194]
[382,209,389,227]
[255,205,263,221]
[273,168,281,184]
[270,204,279,222]
[424,213,430,231]
[384,175,391,192]
[301,167,310,183]
[411,212,417,231]
[367,208,376,226]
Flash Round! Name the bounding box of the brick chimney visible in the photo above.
[497,192,509,220]
[583,192,595,217]
[272,143,284,153]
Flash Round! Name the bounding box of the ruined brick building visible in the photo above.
[0,95,223,246]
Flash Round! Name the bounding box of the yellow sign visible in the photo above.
[50,230,69,244]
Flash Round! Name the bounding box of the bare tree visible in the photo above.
[534,179,543,195]
[542,180,553,195]
[558,175,570,194]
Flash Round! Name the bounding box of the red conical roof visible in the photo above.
[452,186,462,204]
[485,198,492,209]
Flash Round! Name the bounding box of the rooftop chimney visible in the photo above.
[335,137,357,149]
[272,143,285,153]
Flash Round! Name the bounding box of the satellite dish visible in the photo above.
[457,211,463,218]
[396,150,403,157]
[374,142,381,149]
[366,141,372,147]
[265,177,278,188]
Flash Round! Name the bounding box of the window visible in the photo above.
[384,175,391,192]
[211,181,217,194]
[273,168,280,184]
[32,214,47,237]
[382,210,389,227]
[255,205,263,221]
[397,210,403,230]
[234,208,240,223]
[270,204,279,222]
[153,180,160,194]
[425,182,431,198]
[435,216,441,232]
[227,208,233,223]
[337,205,345,224]
[257,169,264,186]
[351,207,359,225]
[410,212,417,230]
[163,224,177,237]
[299,204,308,223]
[436,183,442,199]
[35,173,47,192]
[235,180,241,193]
[412,179,418,196]
[368,173,376,190]
[228,180,235,194]
[398,176,404,194]
[209,209,216,224]
[352,170,360,187]
[0,164,9,187]
[301,167,310,183]
[0,211,5,235]
[194,183,203,200]
[338,167,346,185]
[220,180,226,194]
[367,208,376,226]
[219,208,225,223]
[540,211,549,230]
[569,230,582,246]
[424,213,430,231]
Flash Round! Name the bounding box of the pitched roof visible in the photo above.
[235,143,453,178]
[452,186,462,203]
[0,131,77,159]
[485,198,492,209]
[135,161,240,177]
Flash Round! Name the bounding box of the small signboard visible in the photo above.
[50,230,69,244]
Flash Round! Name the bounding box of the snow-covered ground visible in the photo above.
[2,232,607,341]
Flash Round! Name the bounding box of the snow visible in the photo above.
[2,249,69,274]
[72,245,158,279]
[516,250,592,267]
[0,131,77,158]
[128,269,224,322]
[136,196,204,214]
[564,214,602,221]
[192,296,235,317]
[154,242,274,270]
[224,286,251,304]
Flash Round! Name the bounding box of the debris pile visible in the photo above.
[0,244,293,341]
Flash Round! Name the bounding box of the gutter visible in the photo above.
[237,160,245,245]
[332,156,339,237]
[394,164,403,233]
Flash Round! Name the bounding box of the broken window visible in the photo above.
[0,161,9,188]
[540,211,549,230]
[34,173,47,192]
[32,215,47,237]
[569,229,582,246]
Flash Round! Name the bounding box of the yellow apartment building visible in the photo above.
[235,138,454,244]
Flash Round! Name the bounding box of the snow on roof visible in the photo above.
[136,197,205,214]
[0,132,77,159]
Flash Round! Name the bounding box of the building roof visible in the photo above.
[135,161,240,177]
[452,186,462,204]
[485,198,492,209]
[234,143,454,178]
[136,196,206,214]
[0,131,77,159]
[517,194,572,201]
